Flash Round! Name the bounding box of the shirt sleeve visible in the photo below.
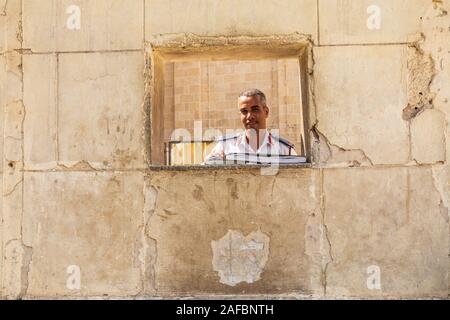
[290,147,298,156]
[278,142,298,156]
[202,141,225,164]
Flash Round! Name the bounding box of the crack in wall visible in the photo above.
[143,48,153,167]
[16,18,22,44]
[3,178,22,197]
[303,209,328,295]
[319,169,334,297]
[137,184,158,296]
[56,161,98,171]
[312,123,374,167]
[307,40,318,164]
[5,135,21,141]
[321,222,334,297]
[18,243,32,299]
[142,237,157,296]
[13,48,32,54]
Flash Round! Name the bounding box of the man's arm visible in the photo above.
[290,147,298,156]
[202,141,225,164]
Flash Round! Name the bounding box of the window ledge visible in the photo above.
[148,163,312,171]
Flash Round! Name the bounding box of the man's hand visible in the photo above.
[204,150,225,161]
[202,141,225,165]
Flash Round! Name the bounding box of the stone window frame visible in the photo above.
[144,34,314,170]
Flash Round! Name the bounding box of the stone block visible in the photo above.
[23,54,58,169]
[411,109,446,164]
[145,0,318,41]
[58,51,145,169]
[319,0,431,45]
[22,172,144,297]
[1,0,22,52]
[146,169,325,296]
[324,167,449,298]
[314,45,410,165]
[23,0,144,52]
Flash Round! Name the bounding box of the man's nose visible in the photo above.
[246,112,255,120]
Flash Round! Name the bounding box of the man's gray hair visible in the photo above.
[238,88,267,106]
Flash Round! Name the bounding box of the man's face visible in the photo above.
[238,95,269,131]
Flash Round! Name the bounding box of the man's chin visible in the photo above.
[245,124,259,130]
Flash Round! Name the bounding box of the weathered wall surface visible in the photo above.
[1,0,449,299]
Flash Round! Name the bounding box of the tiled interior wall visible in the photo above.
[163,59,303,151]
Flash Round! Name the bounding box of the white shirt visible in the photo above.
[204,130,297,162]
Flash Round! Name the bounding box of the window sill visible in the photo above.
[148,163,312,171]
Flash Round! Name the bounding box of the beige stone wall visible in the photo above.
[1,0,449,299]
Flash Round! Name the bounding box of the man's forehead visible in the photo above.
[238,95,263,107]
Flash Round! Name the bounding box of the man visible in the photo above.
[204,89,297,163]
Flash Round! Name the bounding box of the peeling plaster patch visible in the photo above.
[402,40,436,121]
[327,146,373,168]
[211,230,269,287]
[56,160,141,171]
[312,125,373,167]
[2,240,33,299]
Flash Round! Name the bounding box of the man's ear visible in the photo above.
[264,106,269,117]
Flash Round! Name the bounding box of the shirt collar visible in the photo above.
[239,129,272,147]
